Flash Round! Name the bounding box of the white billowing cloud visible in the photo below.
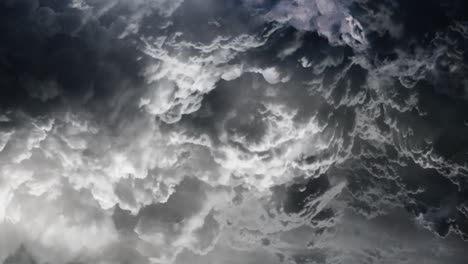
[139,78,177,117]
[265,0,368,49]
[0,102,316,262]
[0,76,342,263]
[70,0,91,10]
[139,25,281,123]
[250,67,286,84]
[300,57,313,68]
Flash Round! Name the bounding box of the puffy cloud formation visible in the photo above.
[1,0,468,263]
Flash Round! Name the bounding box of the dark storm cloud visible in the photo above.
[337,0,468,241]
[1,0,468,263]
[3,245,36,264]
[0,0,160,159]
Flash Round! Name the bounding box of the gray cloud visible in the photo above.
[1,0,468,263]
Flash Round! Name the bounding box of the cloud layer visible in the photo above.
[1,0,468,263]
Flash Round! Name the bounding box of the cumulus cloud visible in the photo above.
[1,0,468,263]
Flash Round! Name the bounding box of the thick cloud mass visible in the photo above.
[1,0,468,263]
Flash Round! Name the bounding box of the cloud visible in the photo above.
[1,0,468,263]
[260,0,368,49]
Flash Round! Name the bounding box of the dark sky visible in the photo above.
[1,0,468,263]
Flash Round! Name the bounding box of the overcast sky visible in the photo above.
[1,0,468,263]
